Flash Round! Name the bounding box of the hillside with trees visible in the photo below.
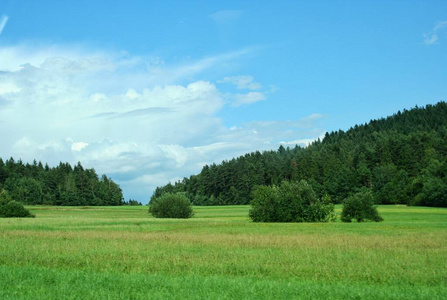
[152,102,447,207]
[0,160,124,206]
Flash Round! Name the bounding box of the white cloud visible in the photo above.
[90,93,107,102]
[0,81,21,94]
[71,142,89,152]
[0,15,8,35]
[233,92,266,106]
[218,75,262,90]
[424,20,447,45]
[424,33,438,45]
[0,44,324,203]
[280,133,326,147]
[298,113,324,127]
[159,144,189,167]
[168,48,254,81]
[433,20,447,31]
[125,89,139,100]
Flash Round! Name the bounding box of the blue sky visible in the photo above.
[0,0,446,203]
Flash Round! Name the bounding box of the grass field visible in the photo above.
[0,205,446,299]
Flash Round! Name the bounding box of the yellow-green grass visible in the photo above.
[0,205,446,299]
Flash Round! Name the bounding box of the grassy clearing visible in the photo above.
[0,205,446,299]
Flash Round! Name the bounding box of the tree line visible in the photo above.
[152,102,447,207]
[0,159,124,206]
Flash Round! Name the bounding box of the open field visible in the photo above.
[0,205,446,299]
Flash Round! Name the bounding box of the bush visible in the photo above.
[0,199,35,218]
[249,180,335,222]
[149,193,193,218]
[0,190,34,218]
[341,188,383,222]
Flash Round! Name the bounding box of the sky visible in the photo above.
[0,1,446,203]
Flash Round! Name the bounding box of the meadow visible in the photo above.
[0,205,446,299]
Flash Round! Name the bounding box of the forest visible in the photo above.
[0,160,124,206]
[153,102,447,207]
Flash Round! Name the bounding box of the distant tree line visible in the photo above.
[152,102,447,207]
[124,199,143,206]
[0,159,124,206]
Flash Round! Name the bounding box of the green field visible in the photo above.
[0,205,446,299]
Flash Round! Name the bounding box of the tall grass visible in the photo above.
[0,205,446,299]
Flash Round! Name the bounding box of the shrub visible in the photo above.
[249,180,335,222]
[248,185,280,222]
[341,188,383,222]
[149,193,193,218]
[0,199,35,218]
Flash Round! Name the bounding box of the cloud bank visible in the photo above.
[0,44,324,202]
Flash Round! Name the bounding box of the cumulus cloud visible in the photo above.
[0,44,323,202]
[71,142,89,152]
[424,20,447,45]
[0,15,8,35]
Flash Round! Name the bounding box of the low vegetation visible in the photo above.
[0,205,445,299]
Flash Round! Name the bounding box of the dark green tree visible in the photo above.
[410,159,447,207]
[0,159,124,206]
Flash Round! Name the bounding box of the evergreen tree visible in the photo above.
[0,159,124,206]
[153,102,447,207]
